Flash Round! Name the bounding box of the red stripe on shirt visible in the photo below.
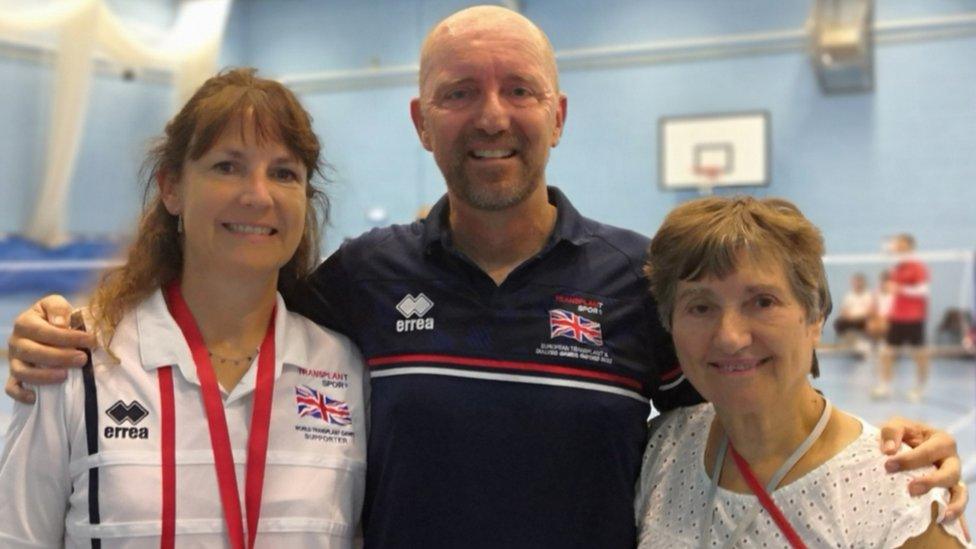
[659,365,682,381]
[367,353,642,390]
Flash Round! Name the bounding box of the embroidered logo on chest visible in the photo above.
[549,294,605,347]
[534,294,614,365]
[395,293,435,333]
[104,400,150,439]
[295,385,352,425]
[293,385,356,445]
[548,309,604,346]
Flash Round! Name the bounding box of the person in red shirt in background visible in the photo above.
[873,233,931,402]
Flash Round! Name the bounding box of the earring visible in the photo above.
[177,215,184,234]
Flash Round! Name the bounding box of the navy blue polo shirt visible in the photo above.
[294,187,702,548]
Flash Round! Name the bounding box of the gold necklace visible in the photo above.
[207,348,258,366]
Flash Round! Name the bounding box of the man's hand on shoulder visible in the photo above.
[879,416,970,541]
[5,295,94,403]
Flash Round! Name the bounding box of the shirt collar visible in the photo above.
[421,186,591,254]
[135,288,309,399]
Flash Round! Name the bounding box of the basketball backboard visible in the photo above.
[658,111,770,191]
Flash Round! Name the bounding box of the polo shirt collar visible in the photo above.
[421,186,590,253]
[545,186,590,247]
[135,288,308,401]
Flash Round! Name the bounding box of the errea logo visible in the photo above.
[396,293,433,317]
[104,400,150,439]
[396,293,435,333]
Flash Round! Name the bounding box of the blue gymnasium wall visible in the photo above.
[1,0,975,334]
[0,0,175,235]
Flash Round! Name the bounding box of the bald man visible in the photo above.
[6,5,968,548]
[307,7,703,545]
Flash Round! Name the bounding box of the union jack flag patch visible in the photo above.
[295,385,352,426]
[549,309,604,346]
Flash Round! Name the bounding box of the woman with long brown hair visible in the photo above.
[0,68,366,548]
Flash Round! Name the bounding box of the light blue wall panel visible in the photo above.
[875,0,976,20]
[240,0,472,74]
[220,0,250,68]
[0,61,51,232]
[0,68,170,235]
[299,84,433,249]
[68,77,170,234]
[529,0,810,49]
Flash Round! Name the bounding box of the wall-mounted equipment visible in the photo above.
[810,0,875,94]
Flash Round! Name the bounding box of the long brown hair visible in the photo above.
[90,67,328,345]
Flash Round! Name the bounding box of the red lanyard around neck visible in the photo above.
[163,282,277,549]
[728,443,808,549]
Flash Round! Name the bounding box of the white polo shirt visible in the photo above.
[0,288,367,548]
[840,289,875,320]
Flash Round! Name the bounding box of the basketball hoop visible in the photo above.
[693,165,724,196]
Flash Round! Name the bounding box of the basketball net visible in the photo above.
[693,165,724,196]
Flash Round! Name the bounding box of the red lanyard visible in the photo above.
[162,282,277,548]
[158,367,176,548]
[728,443,808,549]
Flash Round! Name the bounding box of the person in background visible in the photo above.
[873,234,931,402]
[867,269,894,344]
[834,272,875,358]
[636,196,968,548]
[967,255,976,354]
[863,269,896,376]
[0,68,366,547]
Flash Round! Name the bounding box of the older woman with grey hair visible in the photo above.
[635,196,967,548]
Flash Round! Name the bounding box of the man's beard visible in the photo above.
[442,152,545,212]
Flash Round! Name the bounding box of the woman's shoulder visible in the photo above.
[833,416,935,479]
[284,306,355,346]
[636,403,714,539]
[648,403,713,439]
[815,415,930,490]
[643,403,713,465]
[281,305,364,366]
[816,415,967,547]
